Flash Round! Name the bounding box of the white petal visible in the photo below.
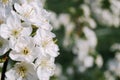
[14,3,23,14]
[0,24,10,39]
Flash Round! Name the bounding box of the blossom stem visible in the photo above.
[1,49,11,80]
[1,57,9,80]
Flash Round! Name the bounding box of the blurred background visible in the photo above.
[0,0,119,80]
[38,0,119,80]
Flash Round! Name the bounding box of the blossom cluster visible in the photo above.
[0,0,59,80]
[45,0,119,79]
[49,3,103,73]
[104,43,120,80]
[86,0,120,27]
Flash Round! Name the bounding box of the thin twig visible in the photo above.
[1,58,9,80]
[1,49,11,80]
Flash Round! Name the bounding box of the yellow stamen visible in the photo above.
[23,8,33,18]
[11,28,23,37]
[12,30,19,36]
[18,66,27,78]
[42,41,48,47]
[0,20,4,25]
[2,0,9,4]
[22,47,30,55]
[39,59,48,67]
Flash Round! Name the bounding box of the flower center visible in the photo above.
[18,66,27,78]
[11,30,20,37]
[42,39,51,48]
[27,0,32,3]
[42,41,48,48]
[39,58,49,67]
[41,61,47,67]
[39,59,54,71]
[1,0,9,4]
[11,28,22,38]
[0,20,4,25]
[22,47,30,55]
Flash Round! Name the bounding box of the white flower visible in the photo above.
[63,22,75,47]
[111,43,120,51]
[90,0,120,27]
[108,59,120,77]
[16,0,42,6]
[49,11,61,30]
[83,56,94,68]
[73,34,95,72]
[95,55,103,68]
[0,3,13,27]
[73,38,89,57]
[0,36,9,55]
[34,28,59,57]
[80,4,90,17]
[115,52,120,61]
[29,8,51,29]
[0,14,32,47]
[0,7,9,25]
[14,2,51,29]
[58,13,71,26]
[54,64,62,77]
[5,62,38,80]
[0,0,59,80]
[66,67,74,75]
[0,13,32,39]
[83,27,97,49]
[9,37,38,62]
[0,0,13,6]
[104,71,116,80]
[87,18,96,28]
[14,3,36,22]
[35,55,55,80]
[32,7,51,26]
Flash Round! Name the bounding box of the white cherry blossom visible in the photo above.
[5,62,38,80]
[9,37,38,62]
[34,28,59,57]
[0,0,59,80]
[35,55,55,80]
[0,13,32,48]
